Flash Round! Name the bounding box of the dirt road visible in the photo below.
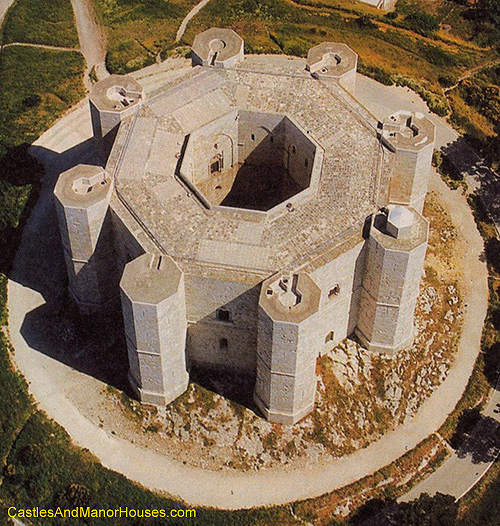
[70,0,108,88]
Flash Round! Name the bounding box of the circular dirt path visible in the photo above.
[7,63,488,510]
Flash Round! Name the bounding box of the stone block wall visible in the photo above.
[255,308,319,424]
[184,274,260,374]
[309,240,366,351]
[54,166,119,313]
[120,253,189,405]
[356,209,428,354]
[389,141,433,213]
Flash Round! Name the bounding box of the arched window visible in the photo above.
[220,338,228,351]
[210,154,222,174]
[251,133,255,141]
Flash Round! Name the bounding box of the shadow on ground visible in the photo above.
[450,408,500,464]
[9,140,132,392]
[347,493,458,526]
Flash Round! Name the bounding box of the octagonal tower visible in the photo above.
[54,164,117,313]
[382,111,435,213]
[255,273,321,424]
[356,206,428,355]
[306,42,358,93]
[191,28,244,69]
[120,253,189,405]
[89,75,144,160]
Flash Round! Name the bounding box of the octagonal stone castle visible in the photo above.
[54,28,435,424]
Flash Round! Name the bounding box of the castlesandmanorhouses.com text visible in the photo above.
[8,506,196,519]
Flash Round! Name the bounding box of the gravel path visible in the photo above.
[3,42,79,51]
[70,0,108,89]
[176,0,213,42]
[6,63,489,509]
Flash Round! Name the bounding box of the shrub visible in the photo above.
[404,12,440,34]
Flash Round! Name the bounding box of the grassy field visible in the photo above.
[0,46,85,151]
[92,0,500,165]
[1,0,79,48]
[92,0,198,73]
[0,1,499,524]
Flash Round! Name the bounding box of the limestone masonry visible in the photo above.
[54,28,435,424]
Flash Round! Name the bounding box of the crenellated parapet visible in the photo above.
[356,206,428,355]
[54,164,118,313]
[381,111,435,213]
[120,253,189,406]
[255,273,321,424]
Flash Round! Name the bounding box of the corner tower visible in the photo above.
[89,75,144,160]
[306,42,358,93]
[54,164,117,314]
[382,111,435,213]
[191,28,244,69]
[120,253,189,405]
[356,206,428,355]
[255,273,321,424]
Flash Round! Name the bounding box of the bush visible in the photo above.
[392,75,450,116]
[355,16,377,29]
[404,12,440,34]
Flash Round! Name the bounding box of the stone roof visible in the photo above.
[90,75,143,113]
[54,164,110,208]
[107,56,393,278]
[306,42,357,79]
[191,28,244,68]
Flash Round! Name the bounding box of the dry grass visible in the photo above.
[294,433,449,525]
[101,192,464,474]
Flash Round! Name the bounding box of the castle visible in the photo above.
[54,28,435,424]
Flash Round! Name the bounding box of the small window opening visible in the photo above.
[325,331,335,344]
[210,154,222,174]
[220,338,228,351]
[251,133,255,141]
[217,308,231,322]
[305,158,309,167]
[291,145,296,154]
[328,284,341,298]
[270,136,274,144]
[214,143,219,149]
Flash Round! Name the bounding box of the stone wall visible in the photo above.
[184,274,260,373]
[255,306,319,424]
[120,253,189,405]
[309,240,366,351]
[356,210,428,354]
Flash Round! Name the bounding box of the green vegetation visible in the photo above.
[92,0,197,73]
[0,46,85,150]
[1,0,79,48]
[0,46,85,283]
[0,411,298,525]
[294,434,449,525]
[433,150,465,191]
